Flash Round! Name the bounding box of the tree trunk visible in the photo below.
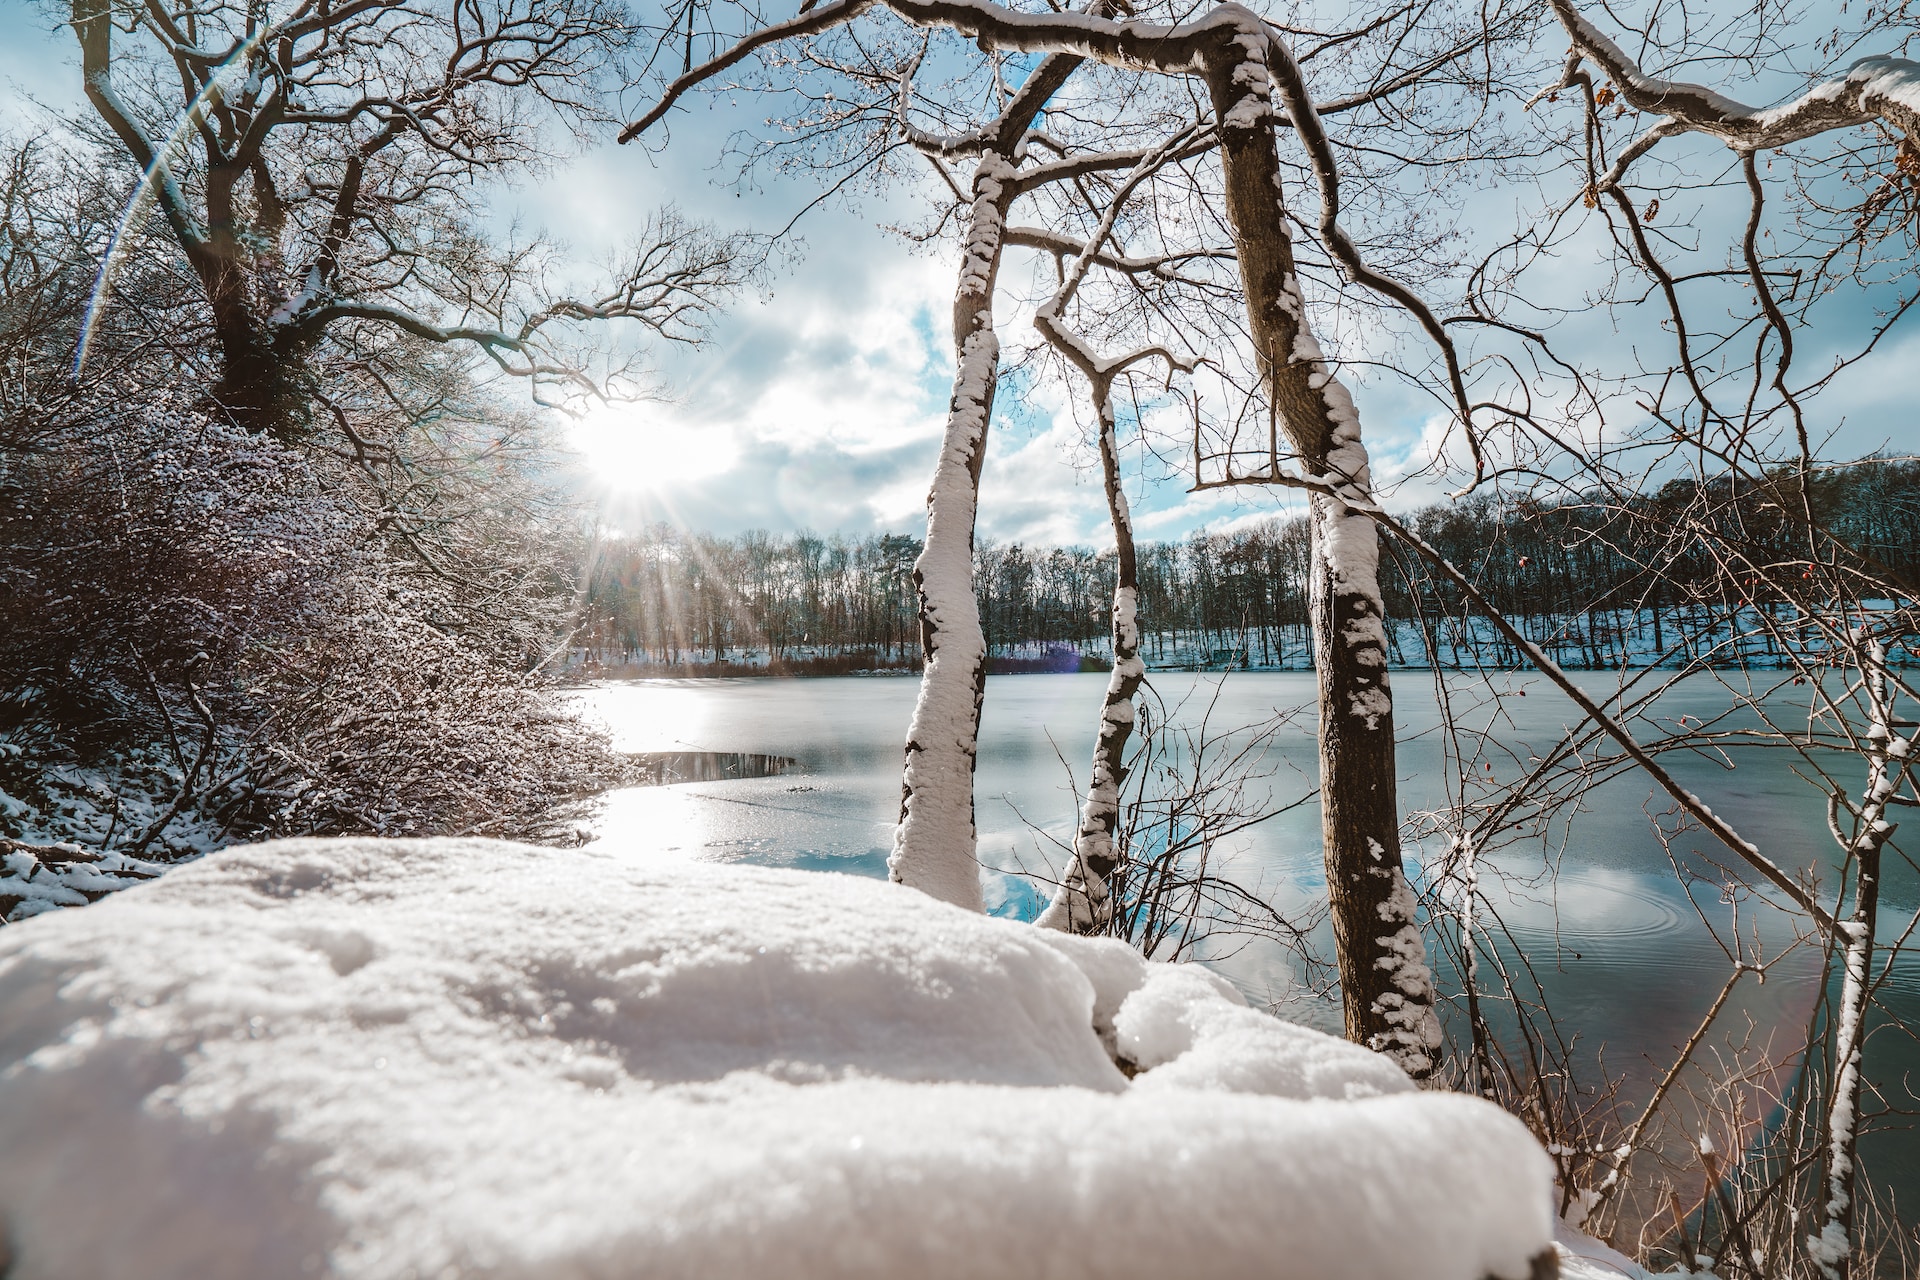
[1810,640,1899,1280]
[209,296,310,439]
[1204,31,1440,1076]
[1039,378,1144,931]
[888,152,1015,912]
[889,54,1082,909]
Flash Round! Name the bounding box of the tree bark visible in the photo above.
[209,295,311,439]
[1038,375,1144,931]
[1203,28,1440,1076]
[1810,640,1899,1280]
[889,55,1082,909]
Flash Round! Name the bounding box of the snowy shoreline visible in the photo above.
[570,601,1897,681]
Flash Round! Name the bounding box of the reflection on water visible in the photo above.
[571,671,1920,1202]
[631,751,797,785]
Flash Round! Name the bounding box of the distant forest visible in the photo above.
[577,461,1920,674]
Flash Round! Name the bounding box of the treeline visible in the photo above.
[578,532,926,672]
[577,460,1920,673]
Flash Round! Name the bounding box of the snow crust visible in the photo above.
[0,837,1556,1280]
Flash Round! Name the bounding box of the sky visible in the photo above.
[501,92,1349,548]
[5,2,1911,549]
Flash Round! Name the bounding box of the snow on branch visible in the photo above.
[1551,0,1920,150]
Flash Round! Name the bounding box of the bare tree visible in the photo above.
[616,0,1562,1075]
[1499,9,1920,1274]
[1192,3,1920,1268]
[1027,128,1202,931]
[66,0,755,437]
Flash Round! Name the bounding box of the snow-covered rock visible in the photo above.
[0,838,1556,1279]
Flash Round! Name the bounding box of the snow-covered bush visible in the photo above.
[0,837,1561,1280]
[0,131,624,899]
[0,379,616,870]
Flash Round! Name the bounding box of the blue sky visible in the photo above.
[6,3,1911,548]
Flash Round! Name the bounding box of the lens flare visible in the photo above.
[73,31,267,381]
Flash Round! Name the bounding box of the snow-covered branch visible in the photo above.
[1551,0,1920,150]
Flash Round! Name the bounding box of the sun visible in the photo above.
[564,403,738,495]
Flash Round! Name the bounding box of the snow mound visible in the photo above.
[1554,1218,1662,1278]
[0,838,1555,1280]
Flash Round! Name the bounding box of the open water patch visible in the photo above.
[631,752,798,785]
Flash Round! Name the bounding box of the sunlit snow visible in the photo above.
[0,837,1565,1280]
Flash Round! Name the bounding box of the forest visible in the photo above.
[580,462,1920,673]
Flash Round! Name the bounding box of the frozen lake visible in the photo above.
[574,670,1920,1202]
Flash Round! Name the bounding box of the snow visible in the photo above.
[0,836,1558,1280]
[890,324,999,911]
[1554,1218,1664,1278]
[1846,55,1920,121]
[1,842,164,923]
[956,152,1013,303]
[1221,33,1272,130]
[1368,863,1444,1073]
[1108,960,1419,1098]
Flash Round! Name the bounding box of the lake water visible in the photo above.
[575,670,1920,1208]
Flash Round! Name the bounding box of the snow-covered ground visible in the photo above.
[0,837,1579,1279]
[0,838,164,923]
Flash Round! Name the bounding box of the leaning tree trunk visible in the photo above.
[888,152,1015,912]
[1038,373,1144,931]
[1203,31,1440,1077]
[888,54,1084,909]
